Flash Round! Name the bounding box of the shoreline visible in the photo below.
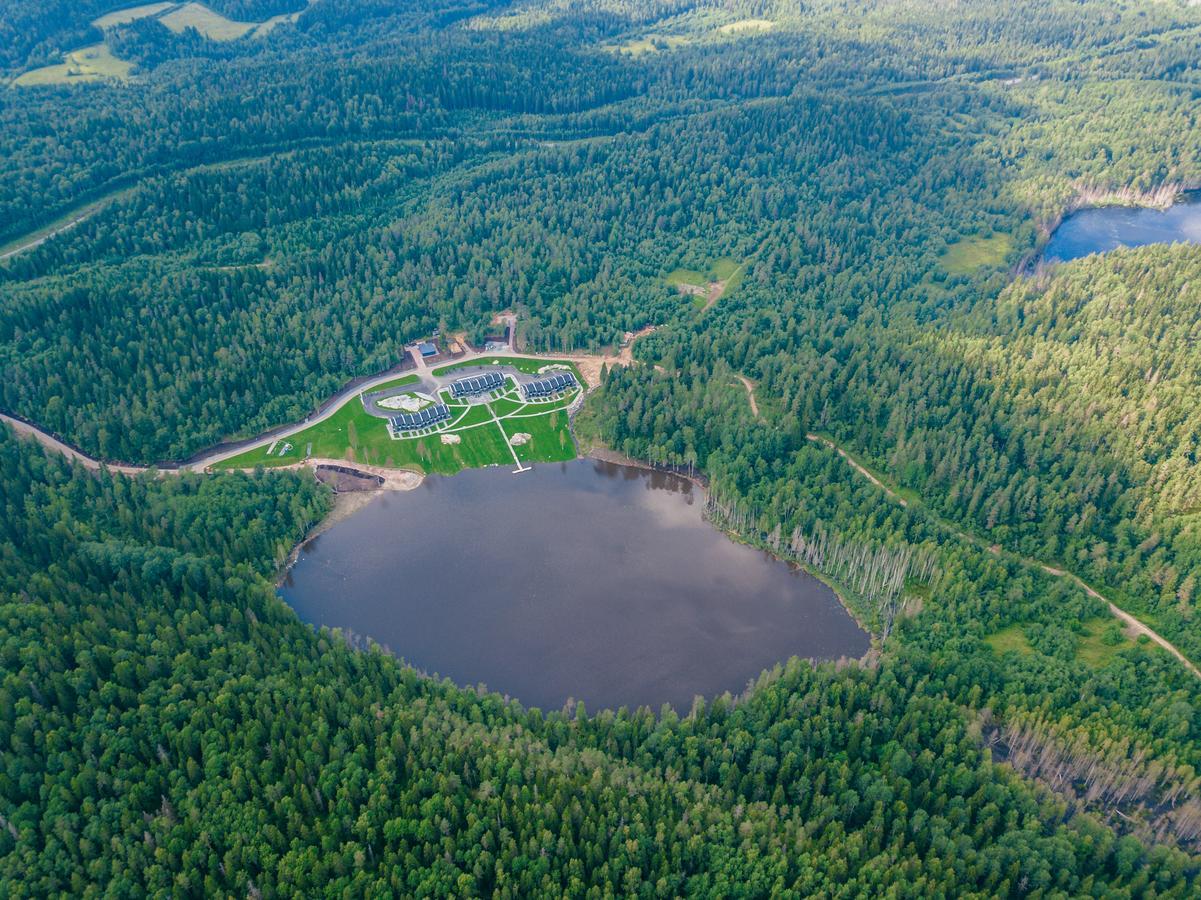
[276,490,381,587]
[584,443,874,648]
[1022,185,1200,273]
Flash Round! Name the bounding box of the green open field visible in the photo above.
[939,232,1014,274]
[1075,617,1134,667]
[93,2,175,29]
[214,368,579,475]
[14,45,134,86]
[666,257,744,305]
[985,617,1139,668]
[161,2,256,39]
[984,624,1034,656]
[604,35,691,55]
[664,267,708,287]
[718,19,775,35]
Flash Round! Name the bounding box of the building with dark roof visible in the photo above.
[389,403,450,433]
[450,371,505,398]
[418,341,438,358]
[521,370,577,400]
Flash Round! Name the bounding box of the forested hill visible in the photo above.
[2,424,1198,894]
[4,0,1201,893]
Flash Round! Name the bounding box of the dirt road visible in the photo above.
[736,375,760,418]
[811,432,1199,681]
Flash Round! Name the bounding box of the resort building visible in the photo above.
[450,371,506,398]
[521,371,577,400]
[389,403,451,435]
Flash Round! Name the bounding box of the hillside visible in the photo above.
[3,0,1201,893]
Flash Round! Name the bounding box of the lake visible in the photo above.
[1042,192,1201,262]
[281,459,868,712]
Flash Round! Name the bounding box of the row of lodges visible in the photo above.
[448,369,577,402]
[389,370,578,435]
[521,370,575,400]
[388,403,450,435]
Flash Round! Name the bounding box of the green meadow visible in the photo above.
[939,232,1014,274]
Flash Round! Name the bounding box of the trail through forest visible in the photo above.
[0,146,357,261]
[0,412,163,476]
[0,205,105,260]
[737,375,760,417]
[809,433,1201,680]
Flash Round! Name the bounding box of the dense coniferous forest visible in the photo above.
[4,0,1201,892]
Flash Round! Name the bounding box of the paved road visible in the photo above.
[0,341,622,475]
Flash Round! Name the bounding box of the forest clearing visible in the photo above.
[12,44,133,86]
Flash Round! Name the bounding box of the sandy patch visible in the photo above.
[509,433,531,446]
[378,393,428,411]
[441,433,462,444]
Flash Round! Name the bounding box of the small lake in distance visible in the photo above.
[1042,192,1201,262]
[281,459,868,712]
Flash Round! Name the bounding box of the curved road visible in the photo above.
[4,332,1196,680]
[0,332,644,474]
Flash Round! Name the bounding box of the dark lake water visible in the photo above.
[1042,193,1201,262]
[281,459,868,712]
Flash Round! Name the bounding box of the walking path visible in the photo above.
[485,400,529,473]
[807,433,1201,681]
[807,433,907,507]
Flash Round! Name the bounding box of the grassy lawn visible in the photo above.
[488,394,527,417]
[215,369,579,476]
[499,407,576,464]
[433,356,583,380]
[366,373,421,394]
[940,233,1014,274]
[14,45,134,86]
[985,624,1034,656]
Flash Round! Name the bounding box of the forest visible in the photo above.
[4,0,1201,892]
[3,425,1199,893]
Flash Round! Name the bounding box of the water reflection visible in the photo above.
[1043,193,1201,262]
[281,458,867,711]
